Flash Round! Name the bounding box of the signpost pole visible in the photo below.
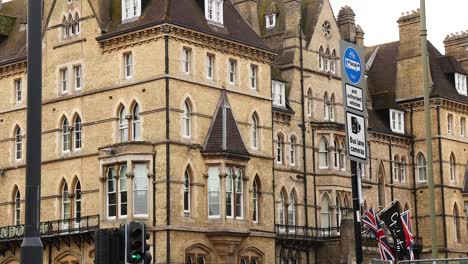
[20,1,43,263]
[351,161,363,263]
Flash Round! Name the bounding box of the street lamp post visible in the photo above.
[20,0,43,263]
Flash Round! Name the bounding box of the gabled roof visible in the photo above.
[0,0,26,65]
[100,0,270,51]
[202,91,250,160]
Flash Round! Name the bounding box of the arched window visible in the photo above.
[184,169,190,213]
[318,46,324,71]
[279,191,286,225]
[333,139,339,168]
[62,117,71,152]
[336,197,342,227]
[119,164,128,217]
[74,181,81,220]
[307,89,313,117]
[288,192,296,226]
[183,100,191,138]
[323,93,329,120]
[340,141,346,170]
[226,168,233,218]
[277,134,284,164]
[330,49,336,73]
[14,189,20,225]
[235,168,244,218]
[289,136,296,166]
[251,114,258,149]
[400,157,406,183]
[417,153,427,182]
[324,48,330,71]
[119,106,128,142]
[454,204,460,243]
[72,13,80,35]
[132,103,141,141]
[62,182,70,220]
[74,115,82,150]
[378,169,385,208]
[393,154,399,182]
[329,94,335,121]
[15,127,22,160]
[62,16,69,38]
[320,194,331,228]
[67,14,73,36]
[319,138,328,168]
[450,153,456,182]
[253,178,260,223]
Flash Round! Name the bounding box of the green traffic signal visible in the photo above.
[131,252,143,260]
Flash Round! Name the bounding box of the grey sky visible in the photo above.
[330,0,468,54]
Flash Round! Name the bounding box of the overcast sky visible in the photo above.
[330,0,468,54]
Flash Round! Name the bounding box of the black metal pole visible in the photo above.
[351,160,363,264]
[20,0,43,263]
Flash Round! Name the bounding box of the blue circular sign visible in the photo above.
[343,47,362,84]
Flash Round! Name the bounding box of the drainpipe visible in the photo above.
[410,105,420,240]
[164,33,171,263]
[436,105,448,257]
[299,20,310,264]
[311,128,318,264]
[389,142,394,201]
[152,146,156,264]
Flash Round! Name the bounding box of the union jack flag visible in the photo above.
[400,210,415,260]
[363,208,395,261]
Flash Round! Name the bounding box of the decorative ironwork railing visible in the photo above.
[275,224,341,240]
[0,215,99,242]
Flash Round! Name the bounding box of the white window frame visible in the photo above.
[132,104,141,141]
[390,109,405,134]
[183,170,190,213]
[15,127,22,161]
[448,114,453,135]
[119,107,129,143]
[14,79,22,103]
[318,138,328,169]
[449,155,456,182]
[250,115,258,149]
[124,52,133,79]
[206,54,214,80]
[205,0,224,25]
[235,168,244,219]
[118,165,128,218]
[74,181,82,221]
[252,180,259,223]
[182,48,191,74]
[228,59,237,85]
[265,14,276,29]
[250,65,258,90]
[417,154,427,183]
[208,167,221,218]
[272,81,286,107]
[400,158,406,183]
[73,65,82,90]
[290,137,296,166]
[62,183,70,221]
[106,167,117,219]
[276,135,283,164]
[14,190,20,225]
[393,156,399,182]
[455,73,467,96]
[62,118,71,153]
[122,0,141,21]
[182,101,191,138]
[74,116,82,150]
[60,68,68,93]
[133,163,148,217]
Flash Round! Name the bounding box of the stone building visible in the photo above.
[0,0,467,263]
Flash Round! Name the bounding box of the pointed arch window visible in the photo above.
[277,134,284,164]
[62,16,69,38]
[319,138,329,168]
[378,173,385,208]
[454,205,460,243]
[74,115,82,150]
[253,179,259,223]
[307,89,313,117]
[62,183,70,220]
[289,136,296,166]
[235,168,244,218]
[400,157,406,183]
[74,181,82,221]
[107,167,117,218]
[279,191,286,225]
[132,103,141,141]
[119,106,129,142]
[71,13,80,35]
[251,114,258,149]
[320,194,331,228]
[329,94,335,121]
[450,154,456,182]
[340,141,346,170]
[15,127,22,160]
[226,168,233,218]
[14,189,20,225]
[323,93,329,120]
[288,193,296,226]
[184,169,191,213]
[417,153,427,182]
[319,46,324,71]
[333,139,339,168]
[393,154,400,182]
[324,48,330,71]
[330,49,336,73]
[62,117,71,152]
[183,100,191,138]
[336,197,342,227]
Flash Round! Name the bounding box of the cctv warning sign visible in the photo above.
[346,112,366,160]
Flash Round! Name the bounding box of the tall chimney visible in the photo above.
[444,31,468,71]
[397,9,421,59]
[355,25,364,47]
[230,0,260,35]
[337,6,356,43]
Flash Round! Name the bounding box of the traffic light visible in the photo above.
[125,221,152,264]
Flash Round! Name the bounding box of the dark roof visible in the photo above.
[202,91,250,159]
[367,109,409,138]
[0,0,26,65]
[463,162,468,193]
[101,0,270,51]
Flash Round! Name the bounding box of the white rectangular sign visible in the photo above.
[345,84,363,111]
[346,112,366,160]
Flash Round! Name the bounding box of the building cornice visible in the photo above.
[0,59,27,80]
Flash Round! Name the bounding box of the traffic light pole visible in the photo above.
[20,0,43,263]
[351,161,363,264]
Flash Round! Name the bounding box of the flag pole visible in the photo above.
[420,0,438,258]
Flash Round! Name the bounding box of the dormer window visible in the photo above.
[272,80,286,108]
[455,73,467,96]
[265,14,276,29]
[122,0,141,21]
[205,0,223,25]
[390,109,404,134]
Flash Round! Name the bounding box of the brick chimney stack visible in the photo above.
[337,6,356,43]
[397,9,421,59]
[444,31,468,71]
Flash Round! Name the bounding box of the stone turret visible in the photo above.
[337,5,356,43]
[444,31,468,71]
[230,0,260,35]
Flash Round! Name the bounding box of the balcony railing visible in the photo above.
[0,215,99,242]
[275,224,341,240]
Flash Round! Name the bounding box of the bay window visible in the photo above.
[133,164,148,216]
[208,167,220,217]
